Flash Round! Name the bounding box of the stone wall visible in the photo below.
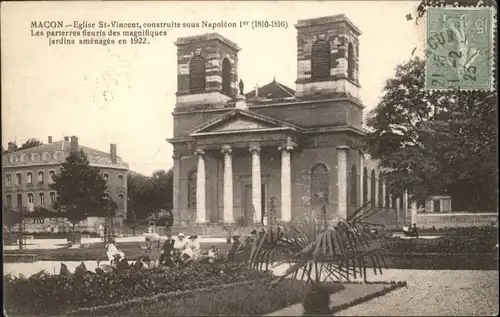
[416,212,498,229]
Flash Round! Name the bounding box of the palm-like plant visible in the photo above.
[248,202,388,315]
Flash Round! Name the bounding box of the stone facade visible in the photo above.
[2,136,129,228]
[168,15,388,227]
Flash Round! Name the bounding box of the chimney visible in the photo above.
[7,142,17,153]
[70,136,78,152]
[48,136,52,143]
[64,136,69,141]
[110,143,117,164]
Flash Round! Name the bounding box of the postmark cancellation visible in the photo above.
[425,6,496,91]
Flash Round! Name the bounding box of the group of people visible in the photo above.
[159,232,220,266]
[104,228,262,268]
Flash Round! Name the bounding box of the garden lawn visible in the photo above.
[69,279,346,317]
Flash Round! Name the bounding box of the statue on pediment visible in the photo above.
[239,79,244,95]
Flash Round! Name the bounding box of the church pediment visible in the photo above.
[189,109,302,136]
[209,118,276,132]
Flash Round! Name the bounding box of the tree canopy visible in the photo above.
[366,57,496,212]
[51,150,114,227]
[18,138,43,151]
[127,169,173,220]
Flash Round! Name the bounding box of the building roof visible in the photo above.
[13,140,121,159]
[245,78,295,100]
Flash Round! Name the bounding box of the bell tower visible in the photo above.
[295,15,361,100]
[175,33,241,110]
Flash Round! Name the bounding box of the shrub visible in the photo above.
[4,262,272,315]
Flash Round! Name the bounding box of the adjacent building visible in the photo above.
[2,136,129,232]
[167,15,396,228]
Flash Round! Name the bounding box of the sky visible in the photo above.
[1,1,424,176]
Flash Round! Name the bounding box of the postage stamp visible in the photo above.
[425,7,495,90]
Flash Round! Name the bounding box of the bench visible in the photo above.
[4,253,39,263]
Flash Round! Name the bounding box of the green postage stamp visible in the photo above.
[426,7,495,90]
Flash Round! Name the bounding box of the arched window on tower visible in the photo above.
[311,163,329,205]
[370,169,376,205]
[189,55,206,93]
[362,167,368,204]
[347,42,355,80]
[378,172,384,207]
[222,58,232,96]
[187,169,197,208]
[311,40,331,81]
[350,165,357,206]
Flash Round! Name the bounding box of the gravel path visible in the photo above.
[334,270,499,316]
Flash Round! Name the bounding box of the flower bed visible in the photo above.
[70,278,315,317]
[3,262,273,316]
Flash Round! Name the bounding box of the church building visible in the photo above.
[168,15,394,228]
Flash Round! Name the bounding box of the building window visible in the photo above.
[103,173,109,183]
[347,42,355,80]
[49,171,56,184]
[38,171,44,184]
[187,169,197,208]
[16,173,22,186]
[6,174,12,186]
[350,165,357,206]
[39,193,45,207]
[16,194,23,207]
[311,40,331,81]
[311,163,329,204]
[118,194,124,208]
[27,193,34,204]
[50,192,56,205]
[6,194,12,209]
[371,169,376,205]
[378,172,384,207]
[118,174,124,186]
[222,57,232,95]
[362,167,368,204]
[189,55,206,92]
[27,172,33,184]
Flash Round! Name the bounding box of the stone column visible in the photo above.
[366,166,371,206]
[359,153,364,206]
[337,146,349,220]
[396,196,401,226]
[389,194,393,208]
[172,156,181,225]
[374,174,379,207]
[279,142,294,222]
[195,149,207,223]
[382,179,387,207]
[411,200,418,226]
[403,190,409,223]
[221,145,234,223]
[250,143,262,224]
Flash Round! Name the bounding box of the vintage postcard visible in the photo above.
[2,1,498,316]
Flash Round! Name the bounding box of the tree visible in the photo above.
[51,149,111,242]
[18,138,42,151]
[366,57,496,211]
[127,169,173,220]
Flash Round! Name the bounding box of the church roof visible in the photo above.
[13,140,121,159]
[245,78,295,100]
